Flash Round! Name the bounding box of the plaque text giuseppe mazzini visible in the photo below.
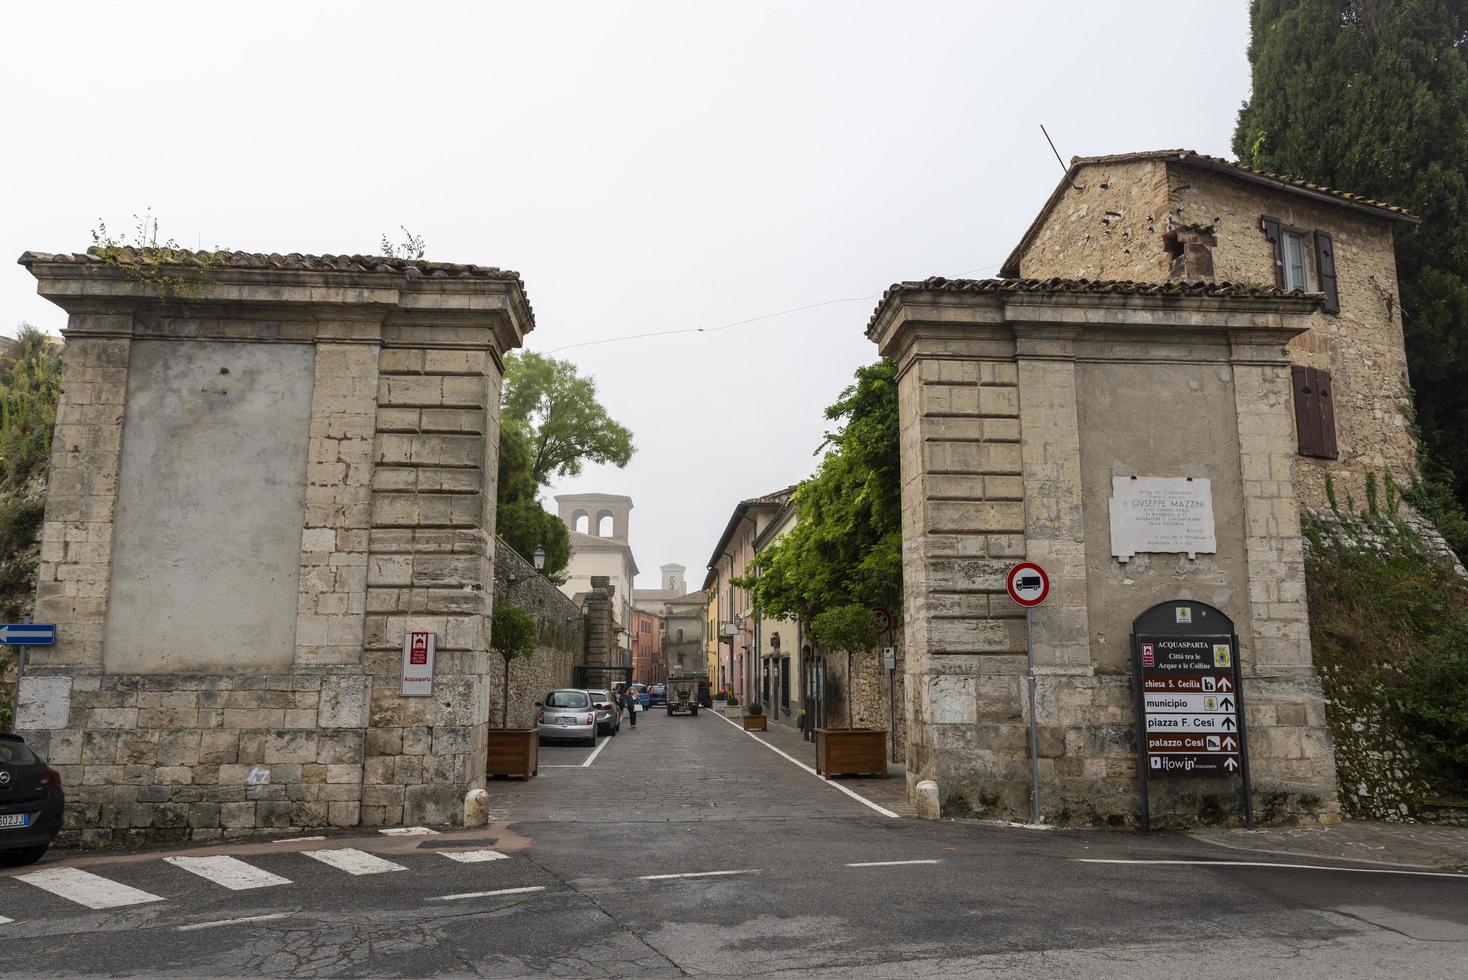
[1109,476,1217,561]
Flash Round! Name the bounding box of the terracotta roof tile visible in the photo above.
[865,276,1319,336]
[1083,149,1415,218]
[18,247,527,281]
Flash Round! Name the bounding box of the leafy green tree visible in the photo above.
[495,352,634,579]
[739,358,901,622]
[1232,0,1468,516]
[501,351,634,485]
[0,326,63,728]
[490,602,538,729]
[495,421,571,578]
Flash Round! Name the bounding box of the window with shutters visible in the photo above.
[1292,365,1339,459]
[1262,217,1342,314]
[1282,231,1310,291]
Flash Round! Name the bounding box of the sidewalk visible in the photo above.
[717,703,917,817]
[1190,821,1468,872]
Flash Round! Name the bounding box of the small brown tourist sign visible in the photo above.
[1130,601,1254,829]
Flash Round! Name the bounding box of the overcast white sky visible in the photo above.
[0,1,1252,589]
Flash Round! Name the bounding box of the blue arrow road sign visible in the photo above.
[0,624,56,646]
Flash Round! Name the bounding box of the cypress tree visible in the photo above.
[1233,0,1468,508]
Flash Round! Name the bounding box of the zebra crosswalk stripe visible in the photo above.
[15,867,165,910]
[440,849,510,863]
[301,848,407,875]
[163,856,291,890]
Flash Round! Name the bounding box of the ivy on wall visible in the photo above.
[1305,506,1468,819]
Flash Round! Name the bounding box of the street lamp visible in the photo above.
[532,546,546,572]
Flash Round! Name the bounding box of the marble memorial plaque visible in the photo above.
[1109,476,1217,561]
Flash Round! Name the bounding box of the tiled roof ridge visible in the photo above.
[1072,149,1415,218]
[741,484,797,507]
[18,247,526,282]
[866,276,1320,335]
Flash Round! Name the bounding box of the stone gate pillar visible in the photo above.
[16,249,531,843]
[868,277,1339,826]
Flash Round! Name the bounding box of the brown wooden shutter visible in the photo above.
[1261,216,1284,288]
[1313,230,1339,313]
[1292,365,1339,459]
[1316,368,1338,457]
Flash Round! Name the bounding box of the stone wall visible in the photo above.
[869,280,1340,827]
[1018,158,1172,283]
[490,538,582,729]
[821,639,906,760]
[16,251,531,845]
[1015,159,1419,515]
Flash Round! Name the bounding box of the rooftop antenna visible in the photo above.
[1040,124,1081,189]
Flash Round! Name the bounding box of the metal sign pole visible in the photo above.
[1130,632,1151,832]
[1232,632,1255,829]
[8,614,31,731]
[1025,606,1041,826]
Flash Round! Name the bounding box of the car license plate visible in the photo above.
[0,813,31,829]
[558,717,570,726]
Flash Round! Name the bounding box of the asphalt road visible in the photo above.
[2,708,1464,978]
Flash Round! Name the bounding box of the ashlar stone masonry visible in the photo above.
[869,277,1340,827]
[15,249,531,844]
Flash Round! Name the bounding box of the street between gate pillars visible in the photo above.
[1006,562,1049,825]
[1130,600,1254,831]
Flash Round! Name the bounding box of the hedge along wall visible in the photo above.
[1304,512,1467,821]
[491,538,583,729]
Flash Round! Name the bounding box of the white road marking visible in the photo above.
[0,915,13,924]
[429,886,546,901]
[378,826,439,837]
[440,849,510,863]
[640,869,761,881]
[846,859,941,867]
[177,912,293,932]
[164,856,292,890]
[581,736,612,768]
[302,848,407,875]
[15,867,165,909]
[713,709,901,819]
[273,835,326,843]
[1077,859,1468,880]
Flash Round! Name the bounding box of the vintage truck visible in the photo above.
[664,672,706,716]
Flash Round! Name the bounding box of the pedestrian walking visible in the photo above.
[623,687,638,729]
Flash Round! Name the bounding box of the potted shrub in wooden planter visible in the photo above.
[742,702,768,731]
[486,601,539,779]
[810,604,888,778]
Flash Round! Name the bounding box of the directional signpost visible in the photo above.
[1131,601,1253,830]
[1,621,56,730]
[1006,562,1050,825]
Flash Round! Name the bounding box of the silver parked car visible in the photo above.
[583,689,622,736]
[537,689,597,746]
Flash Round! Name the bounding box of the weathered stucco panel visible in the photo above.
[1076,358,1251,666]
[105,340,315,674]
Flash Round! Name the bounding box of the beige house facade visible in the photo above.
[703,487,792,701]
[1003,149,1421,512]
